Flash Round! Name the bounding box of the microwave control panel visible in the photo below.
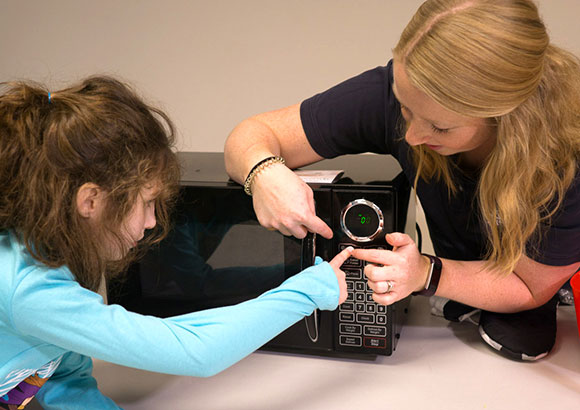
[330,188,410,356]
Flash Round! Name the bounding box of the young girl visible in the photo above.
[224,0,580,361]
[0,76,351,409]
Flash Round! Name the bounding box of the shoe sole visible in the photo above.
[478,326,549,362]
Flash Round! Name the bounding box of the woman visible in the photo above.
[224,0,580,361]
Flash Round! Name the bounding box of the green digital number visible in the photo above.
[358,213,369,225]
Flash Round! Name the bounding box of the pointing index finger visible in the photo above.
[303,215,333,239]
[351,248,395,265]
[330,246,354,268]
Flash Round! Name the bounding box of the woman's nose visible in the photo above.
[405,121,430,146]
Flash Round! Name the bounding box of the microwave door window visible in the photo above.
[138,188,302,312]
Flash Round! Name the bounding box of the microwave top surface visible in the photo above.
[177,152,403,186]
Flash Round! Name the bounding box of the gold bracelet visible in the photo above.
[243,156,285,196]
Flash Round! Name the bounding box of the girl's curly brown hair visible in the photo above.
[0,76,180,291]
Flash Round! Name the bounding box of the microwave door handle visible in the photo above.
[303,232,319,343]
[302,232,317,269]
[305,309,319,343]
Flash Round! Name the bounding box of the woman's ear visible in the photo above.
[76,183,106,220]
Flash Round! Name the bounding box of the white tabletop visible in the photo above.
[89,296,580,410]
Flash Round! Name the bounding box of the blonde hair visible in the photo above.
[393,0,580,273]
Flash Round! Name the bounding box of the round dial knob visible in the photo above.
[340,199,384,243]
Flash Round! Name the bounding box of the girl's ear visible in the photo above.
[76,183,106,220]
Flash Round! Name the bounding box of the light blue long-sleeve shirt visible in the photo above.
[0,230,339,409]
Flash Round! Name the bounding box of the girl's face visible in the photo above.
[111,183,160,260]
[393,61,497,168]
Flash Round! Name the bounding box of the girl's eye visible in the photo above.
[431,124,449,134]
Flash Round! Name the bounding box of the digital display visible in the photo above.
[344,204,380,238]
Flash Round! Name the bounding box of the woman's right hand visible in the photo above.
[328,246,353,304]
[251,163,333,239]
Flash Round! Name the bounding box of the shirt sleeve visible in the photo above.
[34,352,120,410]
[300,61,401,158]
[526,170,580,266]
[11,261,338,380]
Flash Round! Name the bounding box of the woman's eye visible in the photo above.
[431,124,449,134]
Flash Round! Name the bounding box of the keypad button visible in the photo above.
[340,335,362,347]
[356,313,375,324]
[340,324,362,335]
[340,312,355,322]
[364,325,386,337]
[345,269,362,280]
[364,337,387,349]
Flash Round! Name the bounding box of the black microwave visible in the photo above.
[108,152,416,358]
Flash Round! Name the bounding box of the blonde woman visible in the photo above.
[225,0,580,361]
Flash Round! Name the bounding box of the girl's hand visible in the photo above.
[251,164,333,239]
[351,233,431,305]
[327,246,354,304]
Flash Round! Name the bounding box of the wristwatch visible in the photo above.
[412,254,442,297]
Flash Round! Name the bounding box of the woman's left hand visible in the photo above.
[351,232,431,305]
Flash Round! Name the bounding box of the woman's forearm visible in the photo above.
[436,257,575,313]
[435,259,534,312]
[224,103,323,185]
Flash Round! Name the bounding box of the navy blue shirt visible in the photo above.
[300,60,580,266]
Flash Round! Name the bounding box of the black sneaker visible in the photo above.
[430,297,480,324]
[443,301,481,324]
[478,295,559,362]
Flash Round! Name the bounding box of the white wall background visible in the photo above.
[2,0,579,152]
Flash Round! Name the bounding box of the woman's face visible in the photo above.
[393,61,496,168]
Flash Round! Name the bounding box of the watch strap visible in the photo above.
[412,254,442,297]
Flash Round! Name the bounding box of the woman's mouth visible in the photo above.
[426,144,442,151]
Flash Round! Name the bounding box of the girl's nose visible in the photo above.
[144,206,157,230]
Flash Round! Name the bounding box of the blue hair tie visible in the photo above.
[48,92,52,103]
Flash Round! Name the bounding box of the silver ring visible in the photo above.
[385,280,394,293]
